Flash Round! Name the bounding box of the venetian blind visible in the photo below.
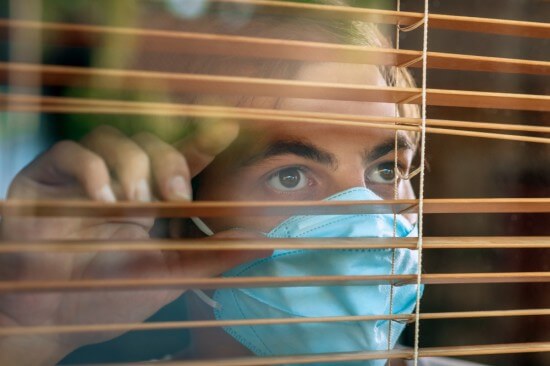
[0,0,548,365]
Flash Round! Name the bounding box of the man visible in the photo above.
[0,3,424,365]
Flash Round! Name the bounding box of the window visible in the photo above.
[0,1,548,365]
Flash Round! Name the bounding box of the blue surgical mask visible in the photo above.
[193,187,422,365]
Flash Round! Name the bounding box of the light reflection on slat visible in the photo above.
[1,198,550,218]
[4,93,550,135]
[4,104,550,144]
[0,237,549,254]
[2,63,550,111]
[0,273,549,293]
[1,19,549,75]
[1,309,549,337]
[215,0,550,39]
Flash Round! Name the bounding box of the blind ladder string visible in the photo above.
[387,0,402,360]
[413,0,430,365]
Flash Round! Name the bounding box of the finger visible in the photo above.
[171,229,272,278]
[16,140,115,202]
[132,132,192,201]
[177,119,240,178]
[81,125,151,201]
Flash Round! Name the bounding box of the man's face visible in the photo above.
[195,63,418,233]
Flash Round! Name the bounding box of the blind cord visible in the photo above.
[413,0,430,365]
[387,0,402,360]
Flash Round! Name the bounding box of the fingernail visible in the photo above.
[135,179,151,202]
[97,185,116,202]
[169,176,192,200]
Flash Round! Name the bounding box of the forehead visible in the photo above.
[204,61,415,168]
[240,62,399,146]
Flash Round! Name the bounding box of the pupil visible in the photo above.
[380,167,395,181]
[279,168,300,188]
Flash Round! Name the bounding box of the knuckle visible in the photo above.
[49,139,78,156]
[150,146,190,177]
[81,153,107,175]
[164,150,188,170]
[126,149,150,172]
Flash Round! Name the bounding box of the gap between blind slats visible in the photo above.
[2,63,550,112]
[214,0,550,39]
[3,93,550,136]
[1,198,550,217]
[0,237,548,254]
[1,273,549,293]
[1,309,549,336]
[1,20,548,75]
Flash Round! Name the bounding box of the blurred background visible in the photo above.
[0,0,548,365]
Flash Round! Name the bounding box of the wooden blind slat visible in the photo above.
[1,198,549,217]
[1,273,548,293]
[0,237,548,254]
[216,0,550,39]
[4,93,550,136]
[3,63,549,111]
[0,199,417,217]
[2,309,549,337]
[0,275,418,293]
[2,19,549,75]
[8,104,550,144]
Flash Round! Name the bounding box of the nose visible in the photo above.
[329,164,368,194]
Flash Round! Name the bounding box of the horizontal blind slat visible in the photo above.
[8,104,550,143]
[216,0,550,38]
[0,237,548,253]
[1,273,549,293]
[2,309,549,336]
[1,198,549,217]
[2,19,548,75]
[2,63,550,111]
[0,199,417,217]
[4,93,550,135]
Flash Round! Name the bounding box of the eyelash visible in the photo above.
[264,165,315,194]
[365,160,408,185]
[262,159,409,197]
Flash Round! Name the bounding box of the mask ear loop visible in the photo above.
[191,216,215,236]
[192,288,222,310]
[189,217,222,309]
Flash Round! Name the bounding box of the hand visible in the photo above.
[0,123,269,364]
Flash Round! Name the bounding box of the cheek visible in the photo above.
[399,180,416,199]
[194,165,244,201]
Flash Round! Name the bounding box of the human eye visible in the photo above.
[365,161,397,184]
[266,166,310,192]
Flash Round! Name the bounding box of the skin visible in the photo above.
[0,63,417,364]
[196,63,417,233]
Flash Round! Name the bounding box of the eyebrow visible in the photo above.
[363,135,415,163]
[241,139,338,169]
